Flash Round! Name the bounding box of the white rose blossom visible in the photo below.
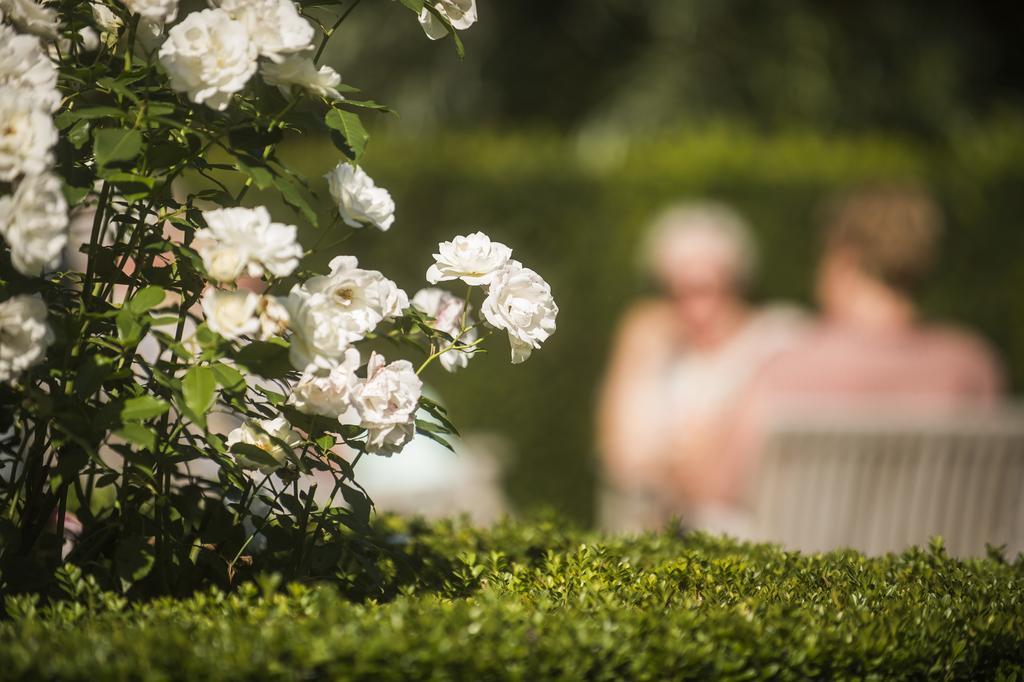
[482,260,558,364]
[0,89,57,181]
[201,288,261,341]
[426,231,512,286]
[261,56,343,101]
[0,172,68,277]
[196,206,302,281]
[0,24,60,112]
[214,0,314,63]
[289,346,360,419]
[418,0,477,40]
[158,8,257,111]
[285,255,408,371]
[412,287,478,372]
[324,162,395,231]
[257,294,290,341]
[121,0,176,24]
[226,416,301,473]
[0,0,59,38]
[0,294,54,384]
[353,351,422,456]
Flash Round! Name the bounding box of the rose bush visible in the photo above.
[0,0,549,596]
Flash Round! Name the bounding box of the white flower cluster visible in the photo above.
[195,206,302,282]
[0,7,64,385]
[286,255,408,370]
[202,246,419,458]
[153,0,342,111]
[288,348,422,456]
[427,231,558,363]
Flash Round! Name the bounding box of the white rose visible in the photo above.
[214,0,313,63]
[0,89,57,181]
[198,242,248,282]
[324,163,395,231]
[201,288,261,340]
[417,0,476,40]
[0,0,59,38]
[260,56,343,100]
[251,218,303,278]
[158,9,257,111]
[0,172,68,276]
[425,231,512,286]
[353,351,422,456]
[122,0,176,23]
[411,287,478,372]
[257,294,290,340]
[196,206,302,281]
[481,260,558,364]
[289,346,360,419]
[0,294,53,383]
[0,24,60,112]
[285,255,408,370]
[226,415,301,472]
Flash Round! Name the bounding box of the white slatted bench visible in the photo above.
[748,409,1024,557]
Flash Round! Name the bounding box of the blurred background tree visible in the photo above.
[259,0,1024,523]
[327,0,1024,137]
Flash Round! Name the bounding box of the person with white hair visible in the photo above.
[597,201,806,532]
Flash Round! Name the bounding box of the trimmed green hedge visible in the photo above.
[248,124,1024,522]
[2,519,1023,680]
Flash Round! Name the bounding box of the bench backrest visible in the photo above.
[749,410,1024,557]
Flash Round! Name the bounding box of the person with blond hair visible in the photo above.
[597,202,807,532]
[674,185,1005,513]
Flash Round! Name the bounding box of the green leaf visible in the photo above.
[230,443,283,470]
[115,423,156,450]
[325,109,369,161]
[397,0,425,11]
[114,535,155,584]
[54,106,128,129]
[116,308,144,344]
[75,354,115,400]
[211,362,247,392]
[62,183,91,207]
[121,395,170,422]
[233,340,294,379]
[416,420,455,452]
[98,76,142,104]
[182,366,217,420]
[234,158,274,190]
[126,285,165,314]
[269,173,318,227]
[68,120,91,149]
[94,128,143,168]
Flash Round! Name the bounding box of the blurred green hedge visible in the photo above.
[2,519,1023,680]
[254,123,1024,523]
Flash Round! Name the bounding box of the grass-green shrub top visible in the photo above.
[3,519,1022,680]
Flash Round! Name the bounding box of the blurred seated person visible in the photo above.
[674,184,1006,514]
[597,202,807,532]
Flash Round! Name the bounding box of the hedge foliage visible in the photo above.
[2,519,1023,680]
[240,124,1024,523]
